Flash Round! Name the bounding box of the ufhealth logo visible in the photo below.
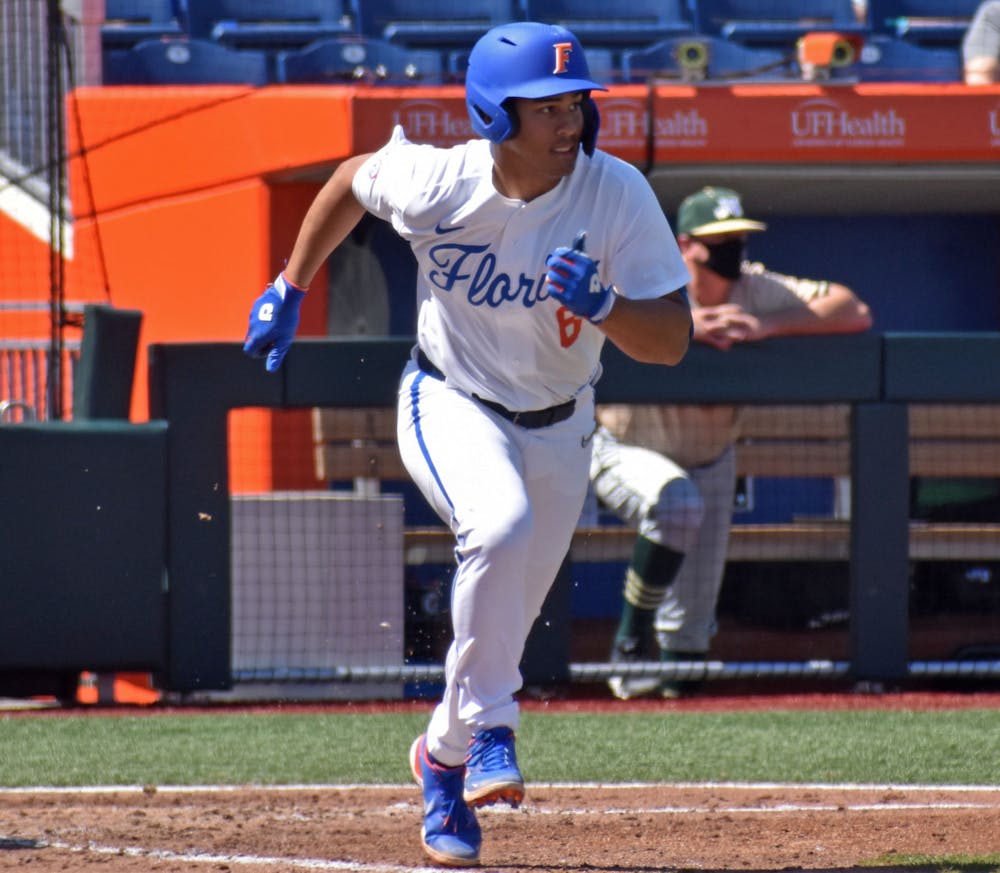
[391,100,473,146]
[790,97,905,149]
[598,98,708,149]
[990,103,1000,147]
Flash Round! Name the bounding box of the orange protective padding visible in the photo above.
[345,83,1000,164]
[228,407,323,494]
[67,85,354,217]
[639,84,1000,163]
[59,86,355,422]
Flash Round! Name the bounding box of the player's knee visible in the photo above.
[465,507,534,560]
[647,477,704,553]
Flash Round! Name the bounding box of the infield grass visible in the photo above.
[0,707,997,787]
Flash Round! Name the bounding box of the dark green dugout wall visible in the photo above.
[146,333,920,692]
[5,332,996,694]
[0,421,168,674]
[0,305,166,700]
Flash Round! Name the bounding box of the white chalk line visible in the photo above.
[2,780,1000,794]
[39,841,442,873]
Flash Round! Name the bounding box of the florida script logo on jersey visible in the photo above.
[427,234,590,349]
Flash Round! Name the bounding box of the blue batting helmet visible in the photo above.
[465,21,606,151]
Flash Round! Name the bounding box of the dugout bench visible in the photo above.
[313,402,1000,566]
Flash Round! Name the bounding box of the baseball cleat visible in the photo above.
[607,636,661,700]
[463,726,525,809]
[410,734,481,867]
[659,650,707,699]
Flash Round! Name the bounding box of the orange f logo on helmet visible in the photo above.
[553,41,573,73]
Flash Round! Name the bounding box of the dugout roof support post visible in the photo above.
[850,402,910,682]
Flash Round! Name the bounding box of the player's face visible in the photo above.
[680,231,749,303]
[495,92,585,199]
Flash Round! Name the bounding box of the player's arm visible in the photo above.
[283,152,372,289]
[544,233,691,365]
[754,282,872,339]
[598,291,691,365]
[243,153,371,371]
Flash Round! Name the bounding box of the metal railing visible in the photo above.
[0,301,83,420]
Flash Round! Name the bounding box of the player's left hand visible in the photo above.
[545,232,616,324]
[243,273,306,372]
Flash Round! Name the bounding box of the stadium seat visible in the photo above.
[832,35,963,81]
[277,37,445,84]
[865,0,982,46]
[102,37,271,85]
[353,0,516,48]
[101,0,186,49]
[623,35,796,83]
[578,48,623,84]
[186,0,355,49]
[518,0,693,46]
[690,0,867,48]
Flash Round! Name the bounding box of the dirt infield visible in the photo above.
[1,782,999,871]
[2,692,999,872]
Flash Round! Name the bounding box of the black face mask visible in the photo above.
[702,238,746,280]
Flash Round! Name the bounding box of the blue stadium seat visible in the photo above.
[353,0,516,48]
[691,0,866,48]
[866,0,982,46]
[277,37,445,84]
[102,37,271,85]
[102,0,186,49]
[186,0,354,49]
[578,47,623,84]
[518,0,693,46]
[623,35,796,83]
[835,35,963,81]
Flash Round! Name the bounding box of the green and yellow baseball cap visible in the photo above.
[676,186,767,236]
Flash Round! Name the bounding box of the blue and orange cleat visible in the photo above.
[463,726,525,809]
[410,734,481,867]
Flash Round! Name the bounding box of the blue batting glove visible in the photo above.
[243,273,306,372]
[544,231,616,324]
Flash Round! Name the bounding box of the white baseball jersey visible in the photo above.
[353,125,689,412]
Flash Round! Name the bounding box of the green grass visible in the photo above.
[863,856,1000,872]
[1,707,998,788]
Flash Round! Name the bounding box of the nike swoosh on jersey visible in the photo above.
[434,221,465,235]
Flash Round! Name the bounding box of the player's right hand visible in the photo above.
[243,273,306,372]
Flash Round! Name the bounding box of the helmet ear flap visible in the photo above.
[581,94,600,156]
[499,98,518,140]
[466,86,515,142]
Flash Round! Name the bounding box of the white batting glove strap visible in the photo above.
[589,287,617,325]
[274,273,290,301]
[273,272,309,302]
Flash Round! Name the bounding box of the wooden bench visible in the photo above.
[312,404,1000,565]
[738,403,1000,478]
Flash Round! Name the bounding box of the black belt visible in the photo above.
[416,348,575,430]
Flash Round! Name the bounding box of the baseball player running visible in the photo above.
[244,21,691,867]
[595,186,872,700]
